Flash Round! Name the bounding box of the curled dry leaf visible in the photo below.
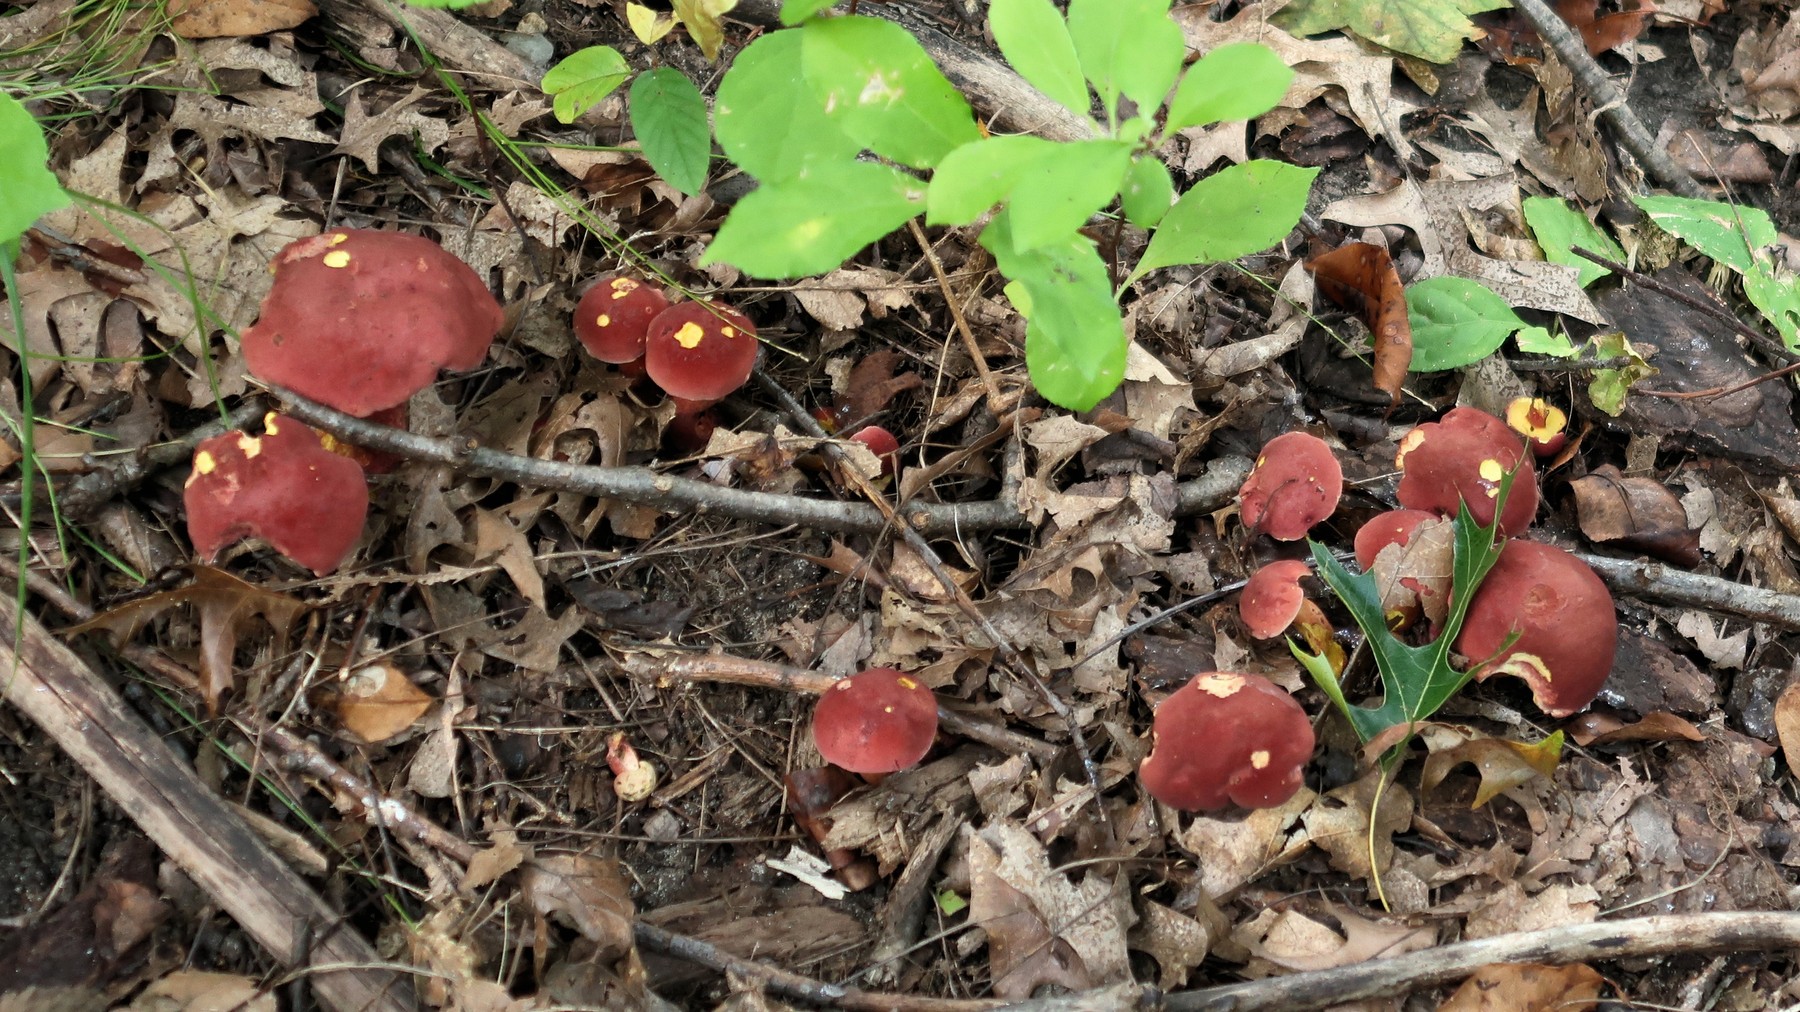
[1436,960,1604,1011]
[1307,242,1411,407]
[967,821,1131,1001]
[327,663,433,744]
[1569,464,1701,566]
[1301,770,1411,881]
[1567,711,1706,746]
[1419,724,1564,809]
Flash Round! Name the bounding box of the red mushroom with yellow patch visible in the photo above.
[1138,671,1314,811]
[811,667,939,775]
[574,274,670,366]
[1238,431,1343,541]
[1395,407,1539,537]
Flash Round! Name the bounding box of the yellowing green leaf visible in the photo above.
[1587,331,1655,416]
[626,2,678,44]
[673,0,738,60]
[1275,0,1508,64]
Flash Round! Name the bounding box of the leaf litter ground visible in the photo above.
[4,0,1800,1009]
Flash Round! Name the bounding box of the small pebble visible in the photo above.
[505,32,554,68]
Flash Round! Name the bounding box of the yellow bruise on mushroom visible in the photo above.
[1196,673,1245,697]
[191,450,216,477]
[1395,427,1427,469]
[327,233,349,246]
[1250,750,1271,769]
[673,321,707,349]
[833,680,854,691]
[897,676,919,690]
[323,250,351,269]
[596,314,611,328]
[237,434,263,459]
[609,277,639,296]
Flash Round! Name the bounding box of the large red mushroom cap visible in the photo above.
[1455,539,1617,717]
[241,229,503,417]
[574,275,670,365]
[811,667,939,774]
[184,412,369,575]
[1395,407,1539,536]
[1139,672,1314,811]
[643,301,759,411]
[1239,432,1343,541]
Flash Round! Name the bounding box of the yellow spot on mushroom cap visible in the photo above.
[327,233,349,246]
[263,412,282,436]
[596,314,611,328]
[1196,673,1244,698]
[1251,749,1270,769]
[237,434,263,459]
[609,277,639,295]
[896,676,919,690]
[883,705,894,714]
[323,250,351,269]
[1478,458,1504,482]
[194,450,216,475]
[721,326,737,339]
[673,321,707,349]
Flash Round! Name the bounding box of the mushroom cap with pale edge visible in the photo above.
[574,275,669,364]
[1455,538,1617,717]
[1239,559,1312,639]
[811,667,938,774]
[643,301,759,407]
[1395,407,1539,536]
[184,412,369,575]
[1138,672,1314,812]
[241,229,504,417]
[1238,431,1343,540]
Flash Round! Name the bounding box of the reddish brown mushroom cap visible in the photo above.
[1239,432,1343,540]
[811,667,939,774]
[1504,397,1570,458]
[574,275,670,364]
[847,425,900,476]
[1353,508,1438,571]
[241,229,503,417]
[1454,539,1617,717]
[1395,407,1539,536]
[1138,672,1314,812]
[643,302,759,410]
[184,412,369,575]
[1240,560,1313,639]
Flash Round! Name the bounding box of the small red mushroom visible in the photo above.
[643,301,759,414]
[1354,508,1451,630]
[1504,397,1570,458]
[1138,672,1314,811]
[811,667,939,775]
[1352,508,1439,571]
[241,229,504,417]
[1239,560,1316,639]
[1454,538,1617,717]
[574,275,670,365]
[846,425,900,477]
[1239,432,1344,541]
[184,412,369,575]
[1394,407,1539,537]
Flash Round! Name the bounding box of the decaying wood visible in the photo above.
[0,601,414,1012]
[1580,551,1800,630]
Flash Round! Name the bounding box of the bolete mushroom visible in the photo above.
[1454,538,1617,717]
[1504,397,1569,458]
[1395,407,1539,537]
[1239,432,1343,541]
[1240,560,1319,639]
[1352,508,1439,571]
[846,425,901,477]
[241,229,504,417]
[184,412,369,575]
[574,275,670,365]
[811,667,939,775]
[1354,508,1451,630]
[643,301,759,415]
[1138,672,1314,811]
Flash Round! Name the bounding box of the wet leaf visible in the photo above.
[1419,725,1563,808]
[1276,0,1509,63]
[1569,711,1705,746]
[1569,464,1700,566]
[1308,242,1412,405]
[1437,961,1603,1011]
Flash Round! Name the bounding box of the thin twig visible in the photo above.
[1569,245,1798,365]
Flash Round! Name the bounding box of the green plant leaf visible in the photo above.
[1405,276,1524,371]
[541,45,631,125]
[1006,139,1132,251]
[1125,159,1317,287]
[1275,0,1509,63]
[1120,155,1174,228]
[629,68,711,196]
[1743,261,1800,351]
[0,94,68,246]
[714,31,862,182]
[989,0,1090,117]
[1520,196,1623,289]
[925,134,1055,226]
[1514,325,1576,358]
[802,15,981,169]
[781,0,837,23]
[672,0,737,59]
[1632,193,1776,273]
[1587,331,1655,415]
[1164,43,1294,134]
[1066,0,1184,119]
[982,210,1125,411]
[701,160,925,278]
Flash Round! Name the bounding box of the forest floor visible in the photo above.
[3,0,1800,1009]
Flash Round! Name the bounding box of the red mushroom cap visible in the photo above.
[1454,539,1616,717]
[1395,407,1539,536]
[847,425,900,476]
[1353,508,1439,571]
[643,301,759,411]
[1139,672,1314,812]
[1504,397,1570,458]
[184,412,369,575]
[241,229,503,417]
[574,275,670,364]
[1240,560,1313,639]
[1239,432,1343,541]
[811,667,939,774]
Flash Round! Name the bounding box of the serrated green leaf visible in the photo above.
[0,93,68,246]
[781,0,837,23]
[989,0,1090,118]
[1521,196,1624,288]
[629,68,711,196]
[701,160,924,278]
[1125,159,1316,287]
[1514,325,1577,358]
[1405,276,1524,371]
[1744,261,1800,351]
[1164,43,1294,134]
[983,210,1125,410]
[715,31,861,182]
[802,15,981,169]
[541,46,631,125]
[1067,0,1184,119]
[1006,139,1132,251]
[1633,194,1776,273]
[926,134,1055,226]
[1120,155,1173,228]
[1275,0,1509,63]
